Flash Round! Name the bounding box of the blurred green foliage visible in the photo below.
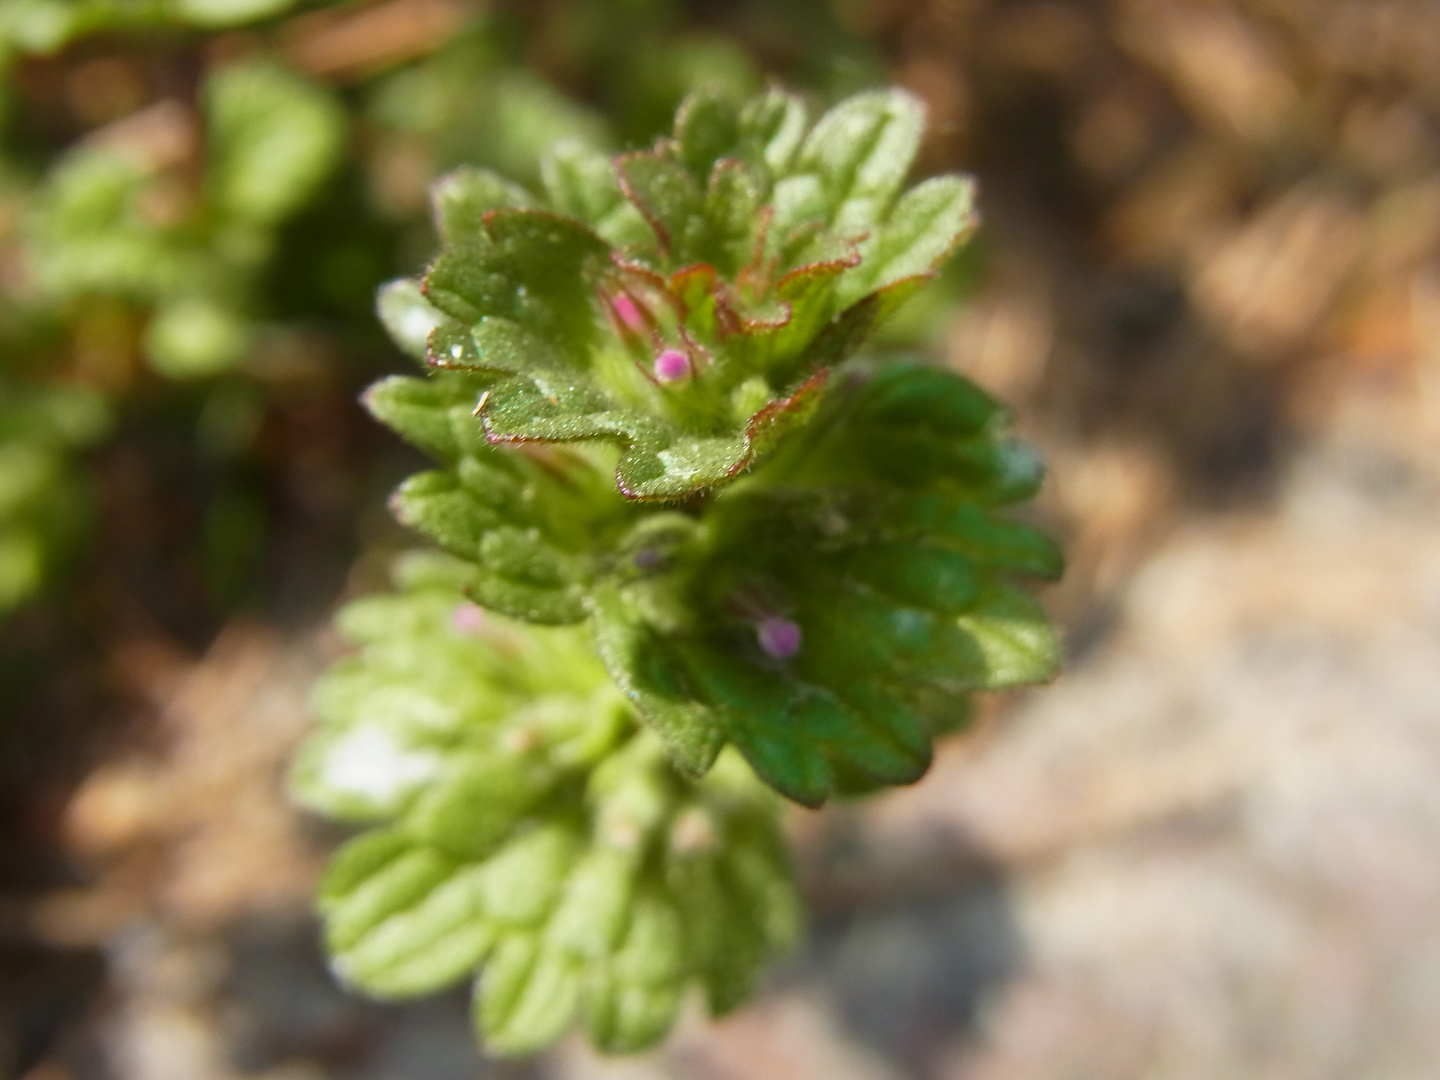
[0,379,107,612]
[27,60,345,377]
[0,0,894,619]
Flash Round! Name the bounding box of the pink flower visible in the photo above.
[654,348,690,382]
[757,616,802,659]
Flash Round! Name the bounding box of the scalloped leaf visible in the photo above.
[955,580,1061,687]
[788,88,925,233]
[391,473,593,624]
[364,373,480,464]
[540,139,652,249]
[478,934,585,1054]
[319,830,497,1000]
[433,166,537,245]
[616,149,761,274]
[588,581,725,776]
[575,363,1060,804]
[377,280,446,365]
[422,209,609,352]
[737,89,808,174]
[675,641,930,807]
[675,90,743,180]
[891,496,1065,581]
[479,367,828,502]
[300,568,799,1054]
[836,175,977,308]
[406,751,563,859]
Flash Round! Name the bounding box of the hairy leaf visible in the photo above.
[299,562,799,1052]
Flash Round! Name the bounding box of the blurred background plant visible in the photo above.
[6,0,1440,1078]
[0,0,911,627]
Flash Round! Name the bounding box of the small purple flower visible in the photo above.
[613,293,645,332]
[757,616,802,659]
[634,546,666,572]
[654,348,690,383]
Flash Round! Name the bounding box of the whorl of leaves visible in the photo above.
[367,86,1059,807]
[300,85,1061,1057]
[293,553,798,1055]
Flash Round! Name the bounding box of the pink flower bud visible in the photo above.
[451,604,485,635]
[654,348,690,382]
[613,293,645,331]
[757,616,802,659]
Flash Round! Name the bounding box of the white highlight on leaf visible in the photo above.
[377,279,442,361]
[322,727,440,805]
[403,308,439,347]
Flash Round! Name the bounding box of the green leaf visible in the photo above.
[894,497,1065,581]
[406,752,561,859]
[541,139,624,226]
[205,61,345,226]
[588,582,724,776]
[392,470,496,558]
[616,139,765,277]
[540,139,652,249]
[290,723,443,822]
[476,936,583,1055]
[433,166,537,245]
[144,296,251,378]
[680,642,931,806]
[480,526,579,589]
[790,88,925,233]
[704,161,766,277]
[477,821,583,927]
[955,581,1060,687]
[585,971,685,1054]
[837,175,977,308]
[321,831,457,953]
[423,210,610,352]
[847,542,980,612]
[377,279,446,365]
[319,831,495,999]
[476,366,828,502]
[737,89,807,174]
[857,360,998,436]
[674,89,743,180]
[467,570,588,625]
[175,0,295,26]
[583,882,686,1051]
[363,374,475,464]
[545,843,639,958]
[616,150,709,262]
[607,882,687,985]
